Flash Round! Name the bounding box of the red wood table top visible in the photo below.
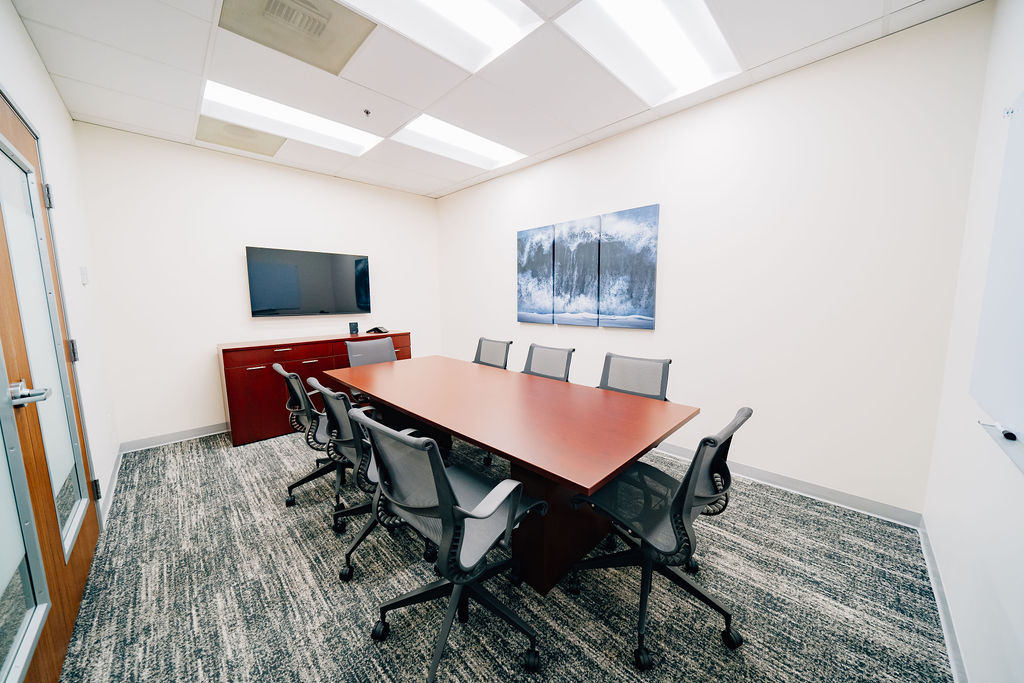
[325,355,699,495]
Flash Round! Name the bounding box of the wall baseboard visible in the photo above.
[99,423,229,528]
[918,523,967,683]
[655,443,922,527]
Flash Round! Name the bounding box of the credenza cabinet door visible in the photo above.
[224,364,289,446]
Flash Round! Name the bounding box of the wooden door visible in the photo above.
[0,93,99,682]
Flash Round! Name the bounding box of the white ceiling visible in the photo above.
[14,0,978,198]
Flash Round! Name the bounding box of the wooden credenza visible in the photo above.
[218,331,411,446]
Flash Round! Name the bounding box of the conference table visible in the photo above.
[325,355,700,594]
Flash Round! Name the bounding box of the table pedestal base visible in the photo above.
[511,464,610,595]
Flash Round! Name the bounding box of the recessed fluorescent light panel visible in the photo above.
[200,81,382,156]
[392,115,526,170]
[341,0,542,72]
[556,0,740,107]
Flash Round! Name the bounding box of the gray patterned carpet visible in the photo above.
[61,432,952,682]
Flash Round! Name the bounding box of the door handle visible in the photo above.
[8,381,52,408]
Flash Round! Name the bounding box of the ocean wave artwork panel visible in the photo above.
[554,216,600,326]
[515,205,658,329]
[598,204,658,329]
[517,225,554,324]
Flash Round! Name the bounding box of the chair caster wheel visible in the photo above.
[601,534,617,551]
[482,454,492,466]
[433,565,441,576]
[684,557,699,574]
[423,546,438,563]
[634,646,654,670]
[332,519,346,534]
[722,628,743,649]
[371,620,390,641]
[509,573,523,587]
[523,648,540,672]
[285,495,296,507]
[339,565,354,582]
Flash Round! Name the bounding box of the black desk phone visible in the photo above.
[367,326,389,334]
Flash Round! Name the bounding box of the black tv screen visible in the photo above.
[246,246,370,316]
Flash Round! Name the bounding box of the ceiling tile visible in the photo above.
[54,76,196,140]
[705,0,885,69]
[341,27,470,110]
[15,0,211,73]
[521,0,579,20]
[208,28,418,137]
[156,0,218,22]
[427,75,578,156]
[273,139,359,174]
[360,140,484,182]
[476,24,647,137]
[341,159,451,195]
[26,21,202,109]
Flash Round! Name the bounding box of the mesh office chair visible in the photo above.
[350,408,548,682]
[599,352,672,401]
[471,337,513,465]
[306,378,378,535]
[346,337,398,367]
[272,364,337,508]
[344,337,398,404]
[473,337,513,369]
[522,343,575,382]
[572,407,752,670]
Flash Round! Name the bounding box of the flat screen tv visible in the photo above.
[246,246,370,317]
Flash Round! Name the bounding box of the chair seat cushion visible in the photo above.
[582,461,683,555]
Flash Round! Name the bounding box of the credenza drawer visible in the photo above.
[223,342,333,368]
[219,331,411,446]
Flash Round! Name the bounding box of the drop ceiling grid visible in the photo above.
[12,0,982,197]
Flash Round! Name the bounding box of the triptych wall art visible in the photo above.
[517,204,659,329]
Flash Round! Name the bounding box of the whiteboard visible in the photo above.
[970,91,1024,473]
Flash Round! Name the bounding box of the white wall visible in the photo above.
[0,1,120,503]
[73,123,443,443]
[923,0,1024,678]
[436,4,993,514]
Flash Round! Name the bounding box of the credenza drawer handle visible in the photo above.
[246,366,266,371]
[273,348,292,352]
[302,360,318,364]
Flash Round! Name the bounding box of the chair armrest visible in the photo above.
[456,479,523,546]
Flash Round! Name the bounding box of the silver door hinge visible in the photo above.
[90,479,102,500]
[43,183,54,209]
[68,339,79,362]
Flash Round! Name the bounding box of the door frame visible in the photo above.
[0,138,90,560]
[0,88,100,683]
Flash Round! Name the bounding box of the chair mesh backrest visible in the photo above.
[599,353,672,401]
[346,337,397,367]
[349,408,454,521]
[522,344,574,382]
[272,363,313,416]
[675,408,752,529]
[310,379,377,489]
[473,337,512,369]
